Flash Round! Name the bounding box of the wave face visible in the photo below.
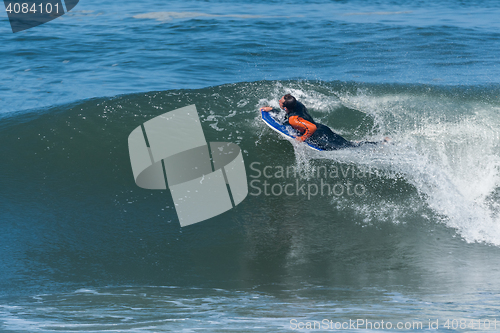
[1,81,500,299]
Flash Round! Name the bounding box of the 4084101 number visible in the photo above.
[5,2,60,14]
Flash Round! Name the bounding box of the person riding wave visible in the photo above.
[261,94,386,151]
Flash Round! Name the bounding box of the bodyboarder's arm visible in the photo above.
[288,115,317,141]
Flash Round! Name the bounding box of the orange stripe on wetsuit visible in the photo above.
[288,115,317,141]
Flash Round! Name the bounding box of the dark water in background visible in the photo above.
[1,0,500,332]
[2,0,500,114]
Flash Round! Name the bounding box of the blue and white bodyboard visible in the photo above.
[260,110,323,151]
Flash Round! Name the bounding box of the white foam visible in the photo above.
[304,88,500,245]
[343,11,414,16]
[133,12,276,22]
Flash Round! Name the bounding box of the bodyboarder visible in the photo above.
[261,94,388,150]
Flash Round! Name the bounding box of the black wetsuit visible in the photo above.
[275,102,376,151]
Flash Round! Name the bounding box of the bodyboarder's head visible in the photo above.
[279,94,297,113]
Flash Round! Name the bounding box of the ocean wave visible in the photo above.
[343,11,413,16]
[2,81,500,245]
[133,11,285,22]
[1,81,500,296]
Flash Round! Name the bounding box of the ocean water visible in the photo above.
[1,0,500,332]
